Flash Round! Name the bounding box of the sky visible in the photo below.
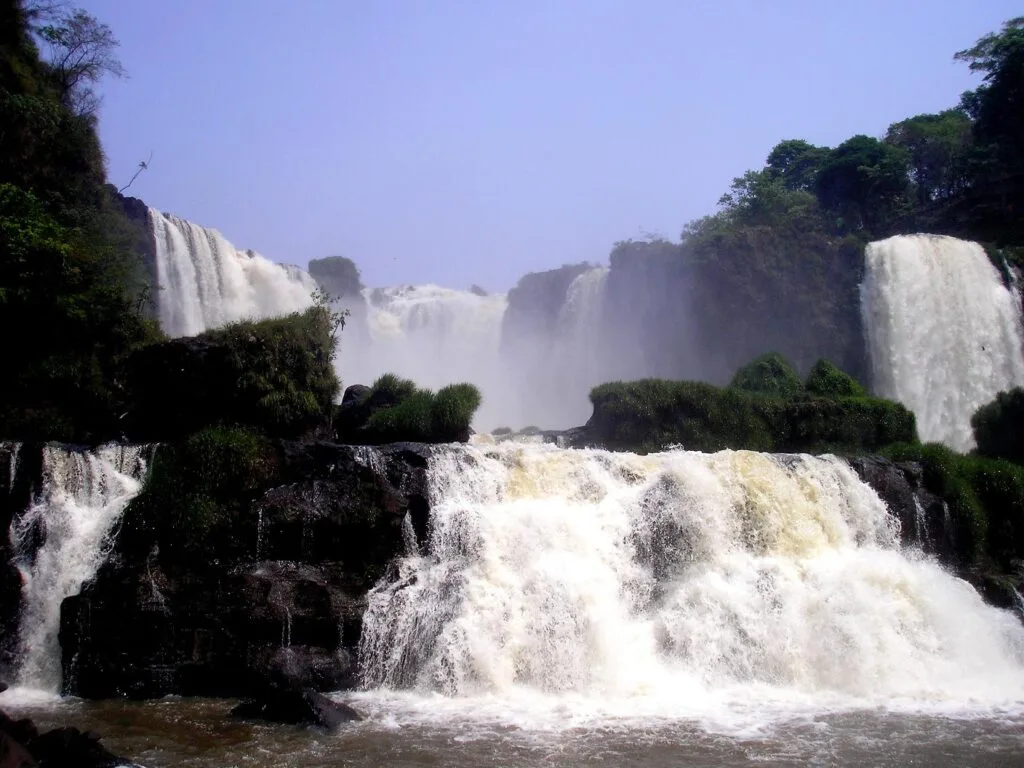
[79,0,1019,292]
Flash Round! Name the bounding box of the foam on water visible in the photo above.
[356,441,1024,733]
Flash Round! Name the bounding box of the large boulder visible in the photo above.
[231,688,363,729]
[60,441,431,699]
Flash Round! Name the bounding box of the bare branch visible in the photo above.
[119,151,153,194]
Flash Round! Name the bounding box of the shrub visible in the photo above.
[126,307,339,440]
[804,359,866,397]
[729,352,803,396]
[972,388,1024,465]
[492,427,513,436]
[345,374,482,444]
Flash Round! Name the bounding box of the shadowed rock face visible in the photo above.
[59,441,432,699]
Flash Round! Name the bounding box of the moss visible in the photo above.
[588,374,915,456]
[121,427,275,564]
[729,352,803,396]
[804,359,866,398]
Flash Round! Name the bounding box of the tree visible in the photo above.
[955,17,1024,176]
[815,135,911,233]
[765,139,830,192]
[884,110,973,204]
[37,8,125,116]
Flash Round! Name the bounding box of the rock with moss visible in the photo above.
[124,307,339,441]
[60,438,433,699]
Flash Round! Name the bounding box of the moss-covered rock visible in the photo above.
[125,307,339,440]
[586,378,916,455]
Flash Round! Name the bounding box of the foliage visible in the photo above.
[814,135,912,233]
[356,375,482,444]
[729,352,803,396]
[972,388,1024,464]
[492,426,513,436]
[882,442,1024,568]
[0,1,159,442]
[121,427,275,562]
[587,358,915,455]
[885,110,973,205]
[804,359,866,398]
[126,307,338,440]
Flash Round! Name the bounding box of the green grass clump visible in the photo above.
[729,352,803,396]
[804,358,867,398]
[354,373,482,444]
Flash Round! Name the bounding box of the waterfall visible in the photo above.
[861,234,1024,451]
[341,285,509,428]
[149,209,317,337]
[10,444,151,692]
[359,442,1024,706]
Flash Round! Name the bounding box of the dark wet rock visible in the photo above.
[28,726,140,768]
[849,456,954,561]
[231,688,363,729]
[60,441,431,699]
[469,284,488,297]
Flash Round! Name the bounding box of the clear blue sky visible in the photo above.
[80,0,1018,291]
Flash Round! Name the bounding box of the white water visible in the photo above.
[9,444,150,693]
[341,285,509,428]
[358,442,1024,730]
[150,209,317,337]
[862,234,1024,451]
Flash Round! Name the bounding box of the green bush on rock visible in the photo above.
[126,307,339,440]
[729,353,804,396]
[972,388,1024,465]
[587,356,914,455]
[805,359,867,397]
[337,373,482,444]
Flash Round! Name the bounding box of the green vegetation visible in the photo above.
[120,427,275,562]
[972,388,1024,465]
[342,374,482,444]
[881,442,1024,569]
[0,1,162,442]
[126,306,339,441]
[804,359,867,398]
[729,353,804,396]
[308,255,364,300]
[587,357,914,455]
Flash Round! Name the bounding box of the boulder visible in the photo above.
[230,688,363,729]
[60,441,431,699]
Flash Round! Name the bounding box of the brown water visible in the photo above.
[3,693,1024,767]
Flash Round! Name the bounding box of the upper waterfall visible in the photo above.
[861,234,1024,451]
[359,442,1024,709]
[150,209,317,337]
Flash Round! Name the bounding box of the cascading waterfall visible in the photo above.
[359,442,1024,711]
[10,444,151,692]
[342,285,509,428]
[149,209,317,337]
[861,234,1024,451]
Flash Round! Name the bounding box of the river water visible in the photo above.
[2,691,1024,767]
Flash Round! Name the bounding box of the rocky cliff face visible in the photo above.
[59,441,432,699]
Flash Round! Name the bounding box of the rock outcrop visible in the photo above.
[59,441,432,699]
